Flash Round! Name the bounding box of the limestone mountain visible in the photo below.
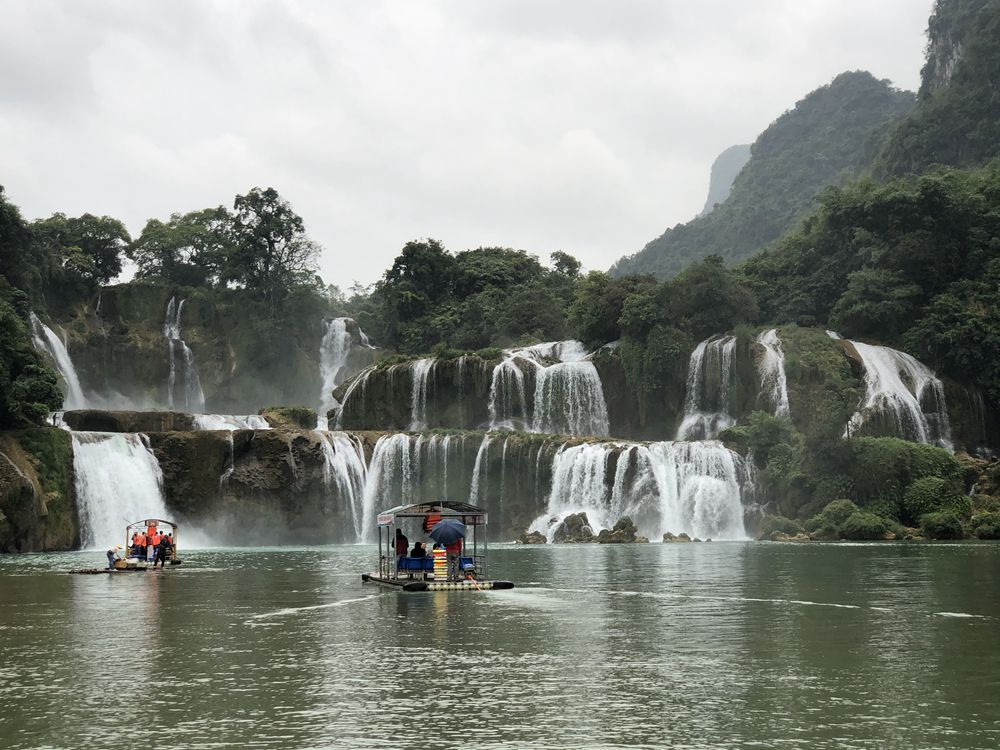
[874,0,1000,177]
[698,144,751,217]
[611,71,915,280]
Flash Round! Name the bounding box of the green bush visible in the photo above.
[757,515,803,538]
[920,511,965,540]
[818,499,859,527]
[902,476,970,525]
[839,512,890,541]
[969,512,1000,540]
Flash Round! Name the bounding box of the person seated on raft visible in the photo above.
[410,541,427,558]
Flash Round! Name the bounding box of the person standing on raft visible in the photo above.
[106,545,121,570]
[394,529,409,569]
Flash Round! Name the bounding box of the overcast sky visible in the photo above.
[1,0,933,289]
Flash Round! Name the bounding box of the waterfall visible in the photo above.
[360,434,414,543]
[528,443,615,540]
[163,297,205,412]
[71,432,169,548]
[409,358,436,430]
[529,439,750,542]
[487,358,530,430]
[488,340,609,437]
[845,340,953,450]
[677,335,737,440]
[334,365,376,429]
[756,329,790,417]
[192,415,270,430]
[317,431,368,542]
[469,434,493,504]
[29,313,87,409]
[317,318,352,429]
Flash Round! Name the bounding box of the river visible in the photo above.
[1,542,998,749]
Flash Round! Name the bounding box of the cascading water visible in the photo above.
[317,431,368,542]
[676,335,737,440]
[487,358,530,431]
[334,366,376,429]
[488,340,609,437]
[163,297,205,413]
[469,435,494,505]
[29,313,87,409]
[529,439,749,542]
[409,358,436,431]
[844,340,953,449]
[71,432,169,548]
[192,415,270,430]
[317,318,352,429]
[756,329,790,417]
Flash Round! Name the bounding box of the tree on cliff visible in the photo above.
[129,207,233,286]
[222,187,319,308]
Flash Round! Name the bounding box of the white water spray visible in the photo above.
[677,335,737,440]
[756,329,790,417]
[72,432,169,548]
[29,313,87,409]
[163,298,205,412]
[845,340,953,449]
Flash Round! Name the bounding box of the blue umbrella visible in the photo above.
[428,518,466,545]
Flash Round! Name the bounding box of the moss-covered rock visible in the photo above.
[259,406,317,430]
[757,514,804,540]
[0,428,77,552]
[596,516,638,543]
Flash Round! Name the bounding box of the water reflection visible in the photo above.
[1,543,998,749]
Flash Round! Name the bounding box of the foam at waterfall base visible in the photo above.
[528,439,750,542]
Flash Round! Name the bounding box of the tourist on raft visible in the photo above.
[394,529,409,568]
[445,538,462,581]
[153,533,172,568]
[410,541,426,558]
[106,545,122,570]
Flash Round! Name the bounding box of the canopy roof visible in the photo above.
[376,500,486,526]
[126,518,177,530]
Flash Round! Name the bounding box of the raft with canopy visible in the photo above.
[69,518,183,574]
[362,500,514,592]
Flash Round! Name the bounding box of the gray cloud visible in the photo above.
[0,0,933,289]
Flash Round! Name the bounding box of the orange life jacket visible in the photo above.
[424,513,441,533]
[151,533,161,546]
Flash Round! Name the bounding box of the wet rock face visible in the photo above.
[62,410,195,433]
[0,430,77,553]
[147,429,362,545]
[596,516,638,544]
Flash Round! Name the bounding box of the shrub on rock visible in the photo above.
[969,512,1000,540]
[920,511,964,540]
[757,515,803,540]
[839,511,890,540]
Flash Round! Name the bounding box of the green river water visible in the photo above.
[1,542,998,749]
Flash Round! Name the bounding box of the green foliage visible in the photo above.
[903,476,971,525]
[758,515,803,538]
[223,187,319,308]
[612,72,914,279]
[129,207,232,286]
[969,511,1000,539]
[816,499,861,527]
[920,510,965,539]
[740,165,1000,404]
[840,511,890,540]
[875,0,1000,177]
[367,241,581,353]
[666,256,759,340]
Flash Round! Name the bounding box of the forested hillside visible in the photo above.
[875,0,1000,176]
[611,71,914,279]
